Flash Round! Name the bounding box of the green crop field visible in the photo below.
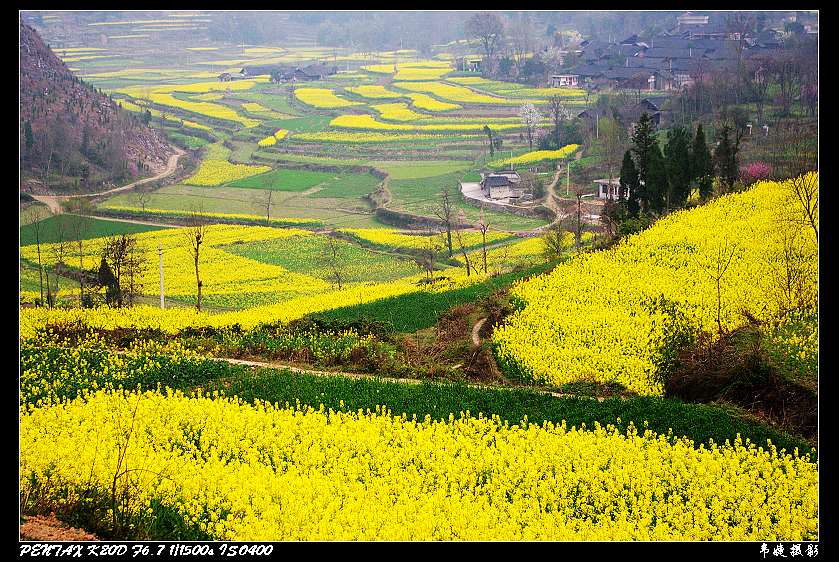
[221,234,419,283]
[20,214,165,246]
[228,168,340,191]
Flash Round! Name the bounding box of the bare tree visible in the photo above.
[134,189,152,213]
[184,211,207,313]
[694,238,740,336]
[465,12,505,75]
[519,102,542,151]
[725,12,755,104]
[574,187,586,250]
[548,95,571,148]
[253,190,274,225]
[771,122,818,243]
[789,174,819,244]
[100,234,132,307]
[27,206,46,304]
[477,208,491,274]
[541,46,564,74]
[542,215,569,263]
[124,237,147,307]
[453,210,473,277]
[49,217,69,297]
[743,58,771,122]
[414,225,444,283]
[769,55,801,117]
[321,233,344,290]
[598,116,625,190]
[433,188,454,257]
[65,198,94,306]
[509,13,535,75]
[766,227,817,318]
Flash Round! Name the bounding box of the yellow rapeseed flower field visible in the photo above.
[294,88,364,109]
[184,160,271,186]
[330,114,525,132]
[20,389,818,541]
[493,175,819,395]
[20,225,325,304]
[293,131,481,143]
[393,81,541,105]
[490,145,580,167]
[370,103,430,122]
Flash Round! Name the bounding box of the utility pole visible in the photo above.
[158,243,164,309]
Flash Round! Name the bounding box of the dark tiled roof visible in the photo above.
[640,47,706,59]
[626,57,670,69]
[482,175,513,188]
[601,67,650,80]
[242,64,291,75]
[703,47,740,60]
[301,63,337,77]
[572,64,609,77]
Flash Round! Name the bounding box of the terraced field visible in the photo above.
[21,15,818,543]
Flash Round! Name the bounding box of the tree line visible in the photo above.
[602,112,741,238]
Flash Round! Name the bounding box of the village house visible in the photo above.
[479,171,525,202]
[465,57,482,72]
[550,74,579,87]
[594,178,625,201]
[621,98,662,128]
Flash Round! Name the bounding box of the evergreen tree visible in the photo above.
[691,124,714,201]
[664,126,692,210]
[619,150,640,216]
[97,256,119,307]
[714,124,740,193]
[23,121,34,168]
[630,113,657,213]
[646,143,668,215]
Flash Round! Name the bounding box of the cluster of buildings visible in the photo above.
[549,11,813,92]
[219,63,338,82]
[469,170,628,205]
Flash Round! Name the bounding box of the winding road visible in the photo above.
[30,146,185,214]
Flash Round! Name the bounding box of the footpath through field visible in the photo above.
[213,355,606,402]
[534,166,566,233]
[31,146,185,214]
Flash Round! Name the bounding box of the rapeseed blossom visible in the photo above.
[20,389,818,541]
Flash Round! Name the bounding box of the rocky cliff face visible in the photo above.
[20,21,173,193]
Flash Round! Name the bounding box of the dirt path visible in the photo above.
[20,515,99,541]
[213,356,605,402]
[66,212,181,228]
[534,166,567,233]
[31,146,185,214]
[471,317,487,346]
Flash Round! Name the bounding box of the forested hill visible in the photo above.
[20,21,173,194]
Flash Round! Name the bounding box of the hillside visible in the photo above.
[19,21,173,194]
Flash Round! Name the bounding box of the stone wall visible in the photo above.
[461,190,555,221]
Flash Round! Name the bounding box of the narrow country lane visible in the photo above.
[30,146,185,214]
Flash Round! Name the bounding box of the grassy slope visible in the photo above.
[220,235,418,283]
[312,265,550,333]
[20,215,165,246]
